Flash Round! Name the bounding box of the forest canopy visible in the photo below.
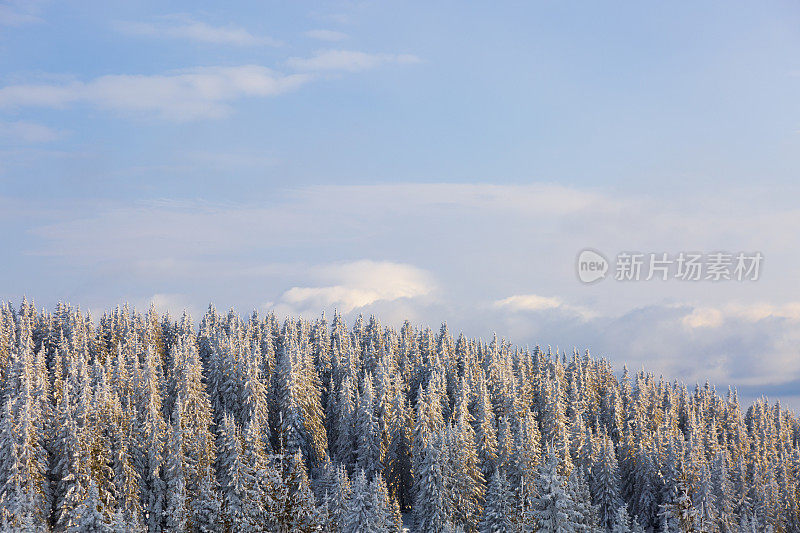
[0,299,795,532]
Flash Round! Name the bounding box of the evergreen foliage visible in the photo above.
[0,300,794,532]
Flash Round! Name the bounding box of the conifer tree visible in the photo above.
[190,466,221,533]
[163,396,187,533]
[412,429,449,533]
[355,375,382,479]
[69,480,108,533]
[592,431,623,530]
[479,470,515,533]
[448,395,485,531]
[527,447,582,533]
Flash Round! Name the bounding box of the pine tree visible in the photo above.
[341,469,378,533]
[0,335,48,528]
[215,413,244,529]
[239,418,269,530]
[52,383,91,530]
[448,397,485,531]
[190,466,221,533]
[355,375,382,479]
[69,480,108,533]
[166,335,216,508]
[479,470,515,533]
[472,377,498,480]
[567,467,601,532]
[412,433,449,532]
[134,345,167,533]
[592,431,622,530]
[413,388,450,533]
[277,452,322,533]
[371,472,401,533]
[527,447,582,533]
[611,504,633,533]
[321,463,351,533]
[164,396,187,533]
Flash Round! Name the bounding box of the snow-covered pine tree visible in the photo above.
[190,466,221,533]
[526,446,582,533]
[472,376,498,480]
[592,430,623,530]
[215,412,245,530]
[412,384,450,533]
[371,472,401,533]
[611,504,632,533]
[276,452,322,533]
[566,467,602,532]
[52,381,91,530]
[166,334,216,508]
[341,469,379,533]
[447,393,485,532]
[478,469,515,533]
[134,345,168,533]
[163,396,186,533]
[69,480,107,533]
[355,374,382,479]
[320,463,351,533]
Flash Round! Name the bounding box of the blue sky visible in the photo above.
[2,1,800,406]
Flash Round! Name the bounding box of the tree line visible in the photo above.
[0,298,797,532]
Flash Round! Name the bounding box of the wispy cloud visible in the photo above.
[0,120,61,143]
[116,16,280,46]
[0,47,420,120]
[304,29,348,42]
[287,50,420,72]
[0,66,312,120]
[0,1,44,26]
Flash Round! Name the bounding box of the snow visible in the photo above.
[401,511,414,533]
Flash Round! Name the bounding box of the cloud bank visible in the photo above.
[8,181,800,407]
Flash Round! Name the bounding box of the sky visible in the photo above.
[2,0,800,408]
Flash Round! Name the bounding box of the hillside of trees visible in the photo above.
[0,298,797,532]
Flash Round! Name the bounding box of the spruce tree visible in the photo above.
[527,447,582,533]
[479,470,515,533]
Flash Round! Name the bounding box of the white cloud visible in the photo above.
[26,183,611,262]
[116,17,280,46]
[142,293,196,317]
[727,302,800,322]
[683,302,800,329]
[494,294,563,311]
[304,29,348,42]
[682,307,724,328]
[494,293,596,320]
[0,66,312,120]
[0,47,420,120]
[11,180,800,408]
[294,182,608,216]
[280,260,435,313]
[287,50,420,72]
[0,1,43,26]
[0,120,61,142]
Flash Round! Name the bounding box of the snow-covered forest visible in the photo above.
[0,299,797,532]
